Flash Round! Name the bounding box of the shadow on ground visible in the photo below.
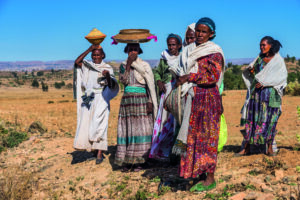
[69,151,96,165]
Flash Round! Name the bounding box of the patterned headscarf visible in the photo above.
[167,33,182,51]
[196,17,216,40]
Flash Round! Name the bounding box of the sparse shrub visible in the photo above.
[28,121,47,135]
[66,83,73,89]
[48,101,54,104]
[0,123,28,152]
[0,166,38,199]
[54,81,65,89]
[41,81,48,92]
[58,100,69,103]
[31,79,39,88]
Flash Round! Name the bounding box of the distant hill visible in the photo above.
[0,60,160,71]
[1,58,297,72]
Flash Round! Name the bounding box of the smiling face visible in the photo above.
[195,24,214,45]
[91,49,103,64]
[260,39,272,55]
[167,37,181,56]
[185,28,196,45]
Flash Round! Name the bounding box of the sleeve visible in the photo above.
[119,64,129,85]
[153,59,164,82]
[188,53,223,85]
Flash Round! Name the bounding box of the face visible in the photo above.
[167,37,181,56]
[185,28,196,45]
[195,24,214,45]
[127,43,140,56]
[91,49,103,64]
[260,39,272,55]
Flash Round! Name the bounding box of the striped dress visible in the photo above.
[115,65,153,166]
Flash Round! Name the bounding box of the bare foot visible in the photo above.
[202,173,215,186]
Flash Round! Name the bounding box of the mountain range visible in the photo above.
[0,58,254,71]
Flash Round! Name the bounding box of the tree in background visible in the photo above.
[54,81,65,89]
[11,71,18,78]
[291,56,296,63]
[41,81,48,92]
[37,71,44,76]
[285,54,290,62]
[224,64,246,90]
[298,59,300,66]
[31,79,39,88]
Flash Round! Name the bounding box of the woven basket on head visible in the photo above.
[113,29,154,43]
[85,28,106,45]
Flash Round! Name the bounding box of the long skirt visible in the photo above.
[149,94,176,161]
[243,88,281,145]
[180,86,222,179]
[115,92,153,166]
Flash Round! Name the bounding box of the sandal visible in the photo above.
[95,157,104,165]
[190,181,216,193]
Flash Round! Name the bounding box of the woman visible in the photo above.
[150,34,182,162]
[183,23,196,47]
[175,17,225,192]
[238,36,287,156]
[73,44,119,165]
[115,43,157,172]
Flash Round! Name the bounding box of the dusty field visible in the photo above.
[0,87,300,199]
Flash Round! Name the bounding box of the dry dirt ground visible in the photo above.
[1,87,300,199]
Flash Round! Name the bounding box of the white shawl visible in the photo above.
[122,57,158,120]
[161,49,181,76]
[241,53,287,119]
[181,41,225,96]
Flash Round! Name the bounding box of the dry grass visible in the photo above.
[0,165,38,200]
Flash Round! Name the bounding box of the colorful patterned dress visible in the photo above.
[115,65,154,166]
[179,53,223,179]
[150,59,176,161]
[241,57,282,146]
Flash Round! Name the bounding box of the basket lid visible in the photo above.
[85,28,106,39]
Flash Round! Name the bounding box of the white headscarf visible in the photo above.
[183,23,196,47]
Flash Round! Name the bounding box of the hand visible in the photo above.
[146,102,153,114]
[248,67,255,74]
[176,74,190,87]
[89,44,100,52]
[255,82,264,89]
[126,52,138,70]
[102,70,110,77]
[157,80,166,94]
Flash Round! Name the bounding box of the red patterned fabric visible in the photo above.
[180,53,223,179]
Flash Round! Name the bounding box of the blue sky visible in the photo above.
[0,0,299,61]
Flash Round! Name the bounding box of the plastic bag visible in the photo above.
[218,114,228,152]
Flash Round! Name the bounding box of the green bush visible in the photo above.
[31,79,39,88]
[285,80,300,96]
[224,64,246,90]
[37,71,44,76]
[0,124,28,152]
[54,81,65,89]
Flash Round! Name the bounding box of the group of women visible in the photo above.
[73,17,287,192]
